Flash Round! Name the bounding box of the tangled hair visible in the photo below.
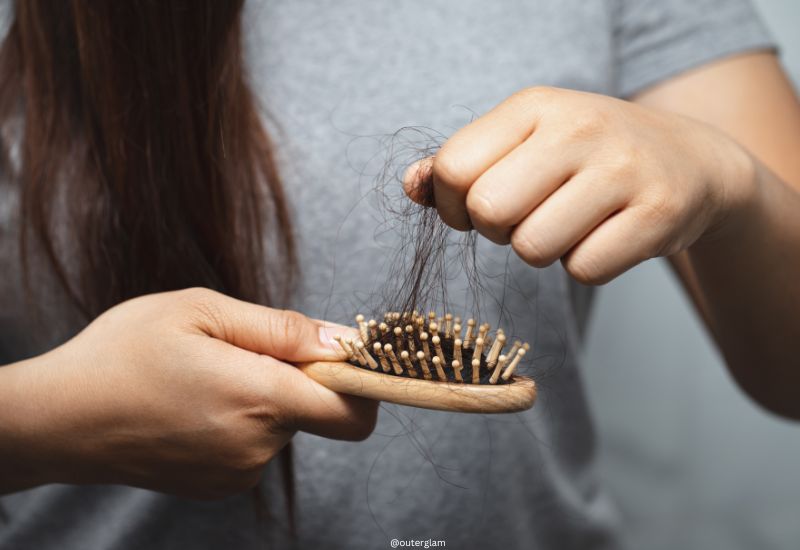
[356,126,487,325]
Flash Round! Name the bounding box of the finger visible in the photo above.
[560,206,664,285]
[403,158,435,206]
[258,355,379,441]
[181,289,359,363]
[465,129,581,243]
[430,91,545,230]
[509,169,631,265]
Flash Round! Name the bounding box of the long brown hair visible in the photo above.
[0,0,295,317]
[0,0,296,530]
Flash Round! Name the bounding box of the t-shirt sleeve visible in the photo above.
[613,0,777,97]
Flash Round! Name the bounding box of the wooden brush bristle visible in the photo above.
[339,310,530,385]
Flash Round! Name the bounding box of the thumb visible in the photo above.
[182,288,358,363]
[403,157,435,206]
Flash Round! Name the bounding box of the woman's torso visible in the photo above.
[0,1,620,548]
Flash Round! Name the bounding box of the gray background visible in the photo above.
[582,2,800,548]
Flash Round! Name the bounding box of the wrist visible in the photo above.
[0,358,58,490]
[697,134,761,245]
[0,349,99,491]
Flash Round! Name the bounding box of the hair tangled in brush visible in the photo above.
[363,126,487,322]
[326,123,569,393]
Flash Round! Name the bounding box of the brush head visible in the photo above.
[298,310,536,413]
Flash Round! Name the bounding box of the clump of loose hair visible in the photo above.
[334,124,558,389]
[365,127,484,321]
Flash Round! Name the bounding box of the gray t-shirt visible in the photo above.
[0,1,773,548]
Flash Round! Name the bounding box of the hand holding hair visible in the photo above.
[404,78,800,419]
[0,288,377,498]
[404,86,754,285]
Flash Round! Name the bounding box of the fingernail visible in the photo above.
[318,324,361,353]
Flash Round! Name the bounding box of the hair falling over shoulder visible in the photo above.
[0,0,296,318]
[0,0,297,532]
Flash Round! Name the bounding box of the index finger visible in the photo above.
[412,89,546,229]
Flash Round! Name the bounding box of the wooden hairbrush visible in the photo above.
[299,311,536,414]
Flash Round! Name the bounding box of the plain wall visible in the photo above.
[581,2,800,549]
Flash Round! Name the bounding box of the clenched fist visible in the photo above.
[405,86,754,284]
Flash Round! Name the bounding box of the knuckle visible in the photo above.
[177,287,219,316]
[432,147,471,191]
[465,189,503,229]
[637,191,679,225]
[612,142,640,170]
[566,110,605,141]
[601,143,643,183]
[563,252,608,285]
[510,230,554,267]
[507,86,559,120]
[268,309,308,355]
[517,85,557,103]
[178,286,217,304]
[182,288,228,334]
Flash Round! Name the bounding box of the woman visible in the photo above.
[1,0,798,548]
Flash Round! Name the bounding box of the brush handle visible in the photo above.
[297,361,536,414]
